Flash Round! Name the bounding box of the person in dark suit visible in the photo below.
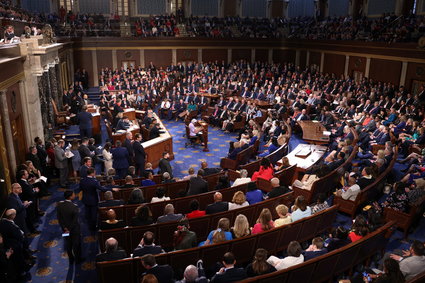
[77,105,93,138]
[123,132,134,166]
[80,167,117,230]
[141,254,174,283]
[211,252,247,283]
[57,190,83,264]
[79,157,92,179]
[116,116,131,131]
[17,170,40,234]
[111,140,130,179]
[206,192,229,214]
[303,237,328,261]
[95,237,127,262]
[186,169,208,196]
[99,209,126,230]
[78,138,93,163]
[132,133,146,177]
[34,137,48,175]
[156,204,183,223]
[98,191,124,207]
[200,161,221,176]
[158,152,173,178]
[7,183,30,234]
[132,231,164,258]
[267,178,291,199]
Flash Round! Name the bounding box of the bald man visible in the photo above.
[205,192,229,214]
[267,178,291,199]
[7,183,30,234]
[95,237,127,262]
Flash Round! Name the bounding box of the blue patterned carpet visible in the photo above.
[27,117,425,282]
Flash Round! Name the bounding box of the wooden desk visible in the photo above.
[123,108,136,121]
[142,113,174,168]
[112,124,140,144]
[298,121,330,144]
[198,120,209,152]
[92,112,101,136]
[285,144,327,172]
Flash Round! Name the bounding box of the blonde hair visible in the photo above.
[232,191,246,205]
[212,218,230,244]
[275,204,289,216]
[232,214,250,238]
[376,150,385,159]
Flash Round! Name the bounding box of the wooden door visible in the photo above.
[223,0,237,16]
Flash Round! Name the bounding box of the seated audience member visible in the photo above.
[362,258,405,283]
[291,195,312,222]
[231,169,251,187]
[292,172,319,191]
[325,226,350,252]
[228,191,249,210]
[201,218,232,246]
[174,218,198,251]
[127,188,145,204]
[200,161,221,176]
[275,156,291,171]
[357,167,375,189]
[187,169,208,196]
[206,192,229,214]
[96,237,127,262]
[162,172,175,184]
[215,175,230,190]
[177,264,208,283]
[245,248,276,277]
[150,187,170,203]
[349,215,369,242]
[311,193,329,214]
[144,163,154,177]
[252,208,274,234]
[303,237,328,261]
[141,254,174,283]
[127,166,138,178]
[267,177,290,199]
[227,141,242,160]
[104,176,117,190]
[258,137,279,158]
[231,214,251,239]
[141,172,156,187]
[186,200,206,219]
[157,204,183,223]
[336,174,360,201]
[246,182,264,205]
[251,158,274,181]
[121,175,137,188]
[182,167,196,180]
[211,252,247,283]
[387,240,425,280]
[130,204,154,226]
[133,231,164,257]
[267,241,304,270]
[274,204,292,227]
[375,182,409,213]
[100,209,126,230]
[99,191,124,207]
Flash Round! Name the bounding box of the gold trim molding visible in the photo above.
[0,72,25,90]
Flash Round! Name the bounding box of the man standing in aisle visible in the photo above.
[133,133,146,177]
[54,139,69,188]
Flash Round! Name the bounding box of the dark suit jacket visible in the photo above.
[133,140,146,166]
[124,138,134,161]
[132,245,163,257]
[112,147,129,169]
[17,179,36,202]
[116,119,130,131]
[268,186,291,199]
[80,176,110,206]
[57,200,80,233]
[95,249,127,262]
[77,110,93,130]
[6,193,27,233]
[79,164,90,179]
[98,199,125,207]
[203,167,221,176]
[186,176,208,196]
[0,219,24,251]
[78,144,92,162]
[206,202,229,214]
[211,267,247,283]
[142,264,174,283]
[157,213,183,224]
[158,158,173,178]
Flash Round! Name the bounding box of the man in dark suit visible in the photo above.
[156,204,183,223]
[186,169,208,196]
[133,133,146,177]
[80,167,117,230]
[200,161,221,176]
[123,132,134,166]
[267,178,291,199]
[34,137,48,175]
[132,231,164,258]
[98,191,124,207]
[95,237,127,262]
[206,192,228,214]
[158,152,173,178]
[78,138,93,163]
[141,254,174,283]
[57,190,83,264]
[17,170,40,234]
[7,183,30,234]
[111,140,130,179]
[116,116,131,131]
[79,157,92,179]
[77,105,93,138]
[211,252,247,283]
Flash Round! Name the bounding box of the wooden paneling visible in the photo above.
[270,0,284,18]
[323,53,345,76]
[348,56,366,76]
[6,83,26,166]
[144,49,172,68]
[255,49,268,62]
[299,50,307,68]
[202,49,227,63]
[369,59,402,85]
[309,51,321,66]
[117,50,140,68]
[223,0,237,16]
[97,50,113,69]
[272,49,296,63]
[405,62,425,90]
[74,50,93,85]
[176,49,198,62]
[232,49,251,61]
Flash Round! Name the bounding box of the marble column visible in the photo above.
[38,70,54,140]
[0,89,17,174]
[55,62,63,109]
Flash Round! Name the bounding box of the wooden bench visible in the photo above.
[220,144,253,170]
[334,147,398,218]
[98,192,295,254]
[256,164,297,192]
[244,221,395,283]
[96,205,339,283]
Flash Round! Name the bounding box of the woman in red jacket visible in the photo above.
[251,158,274,181]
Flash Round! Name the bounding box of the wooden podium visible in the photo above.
[199,120,209,152]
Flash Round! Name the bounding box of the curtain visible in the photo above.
[288,0,315,18]
[328,0,349,17]
[242,0,267,18]
[191,0,219,16]
[367,0,396,15]
[137,0,167,15]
